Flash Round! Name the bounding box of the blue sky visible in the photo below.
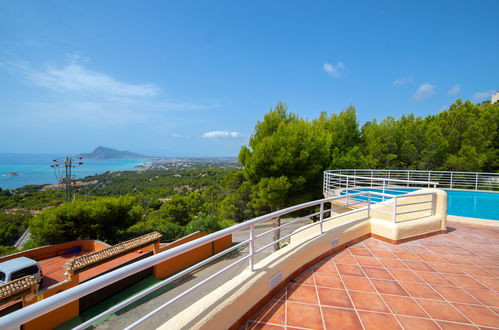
[0,0,498,157]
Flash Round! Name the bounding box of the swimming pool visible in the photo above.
[341,188,499,220]
[446,190,499,220]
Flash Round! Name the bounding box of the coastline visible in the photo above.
[0,156,145,190]
[0,155,240,190]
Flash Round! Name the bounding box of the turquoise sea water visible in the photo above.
[0,153,144,189]
[343,187,499,220]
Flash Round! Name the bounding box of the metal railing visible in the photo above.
[330,189,435,223]
[324,172,438,198]
[324,169,499,193]
[0,190,435,329]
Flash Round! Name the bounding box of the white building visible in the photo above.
[492,91,499,104]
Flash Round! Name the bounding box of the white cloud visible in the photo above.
[472,90,495,101]
[447,84,461,95]
[171,133,180,138]
[0,58,217,128]
[1,61,160,97]
[393,76,414,87]
[202,131,242,139]
[323,61,345,78]
[413,83,435,101]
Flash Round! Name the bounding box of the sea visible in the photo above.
[0,153,144,189]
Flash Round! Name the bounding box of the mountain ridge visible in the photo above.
[77,146,149,159]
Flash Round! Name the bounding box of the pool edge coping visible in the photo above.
[447,214,498,227]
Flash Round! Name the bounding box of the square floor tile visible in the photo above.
[322,306,362,330]
[370,250,397,259]
[417,271,455,286]
[349,247,373,257]
[428,262,466,275]
[341,275,376,292]
[396,315,440,330]
[452,303,499,328]
[435,320,477,329]
[465,288,499,307]
[286,302,323,329]
[379,258,409,270]
[317,287,353,309]
[336,264,365,277]
[371,279,409,296]
[314,273,344,289]
[445,274,488,290]
[354,255,383,267]
[416,253,446,263]
[357,311,402,330]
[440,255,473,265]
[362,266,394,280]
[401,282,444,300]
[313,261,338,275]
[404,260,437,272]
[381,294,429,318]
[394,251,421,261]
[332,254,357,265]
[459,264,495,277]
[348,291,390,313]
[466,257,496,267]
[417,299,470,323]
[287,284,319,304]
[388,269,425,283]
[472,276,499,291]
[432,286,481,305]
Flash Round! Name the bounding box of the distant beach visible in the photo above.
[0,153,144,189]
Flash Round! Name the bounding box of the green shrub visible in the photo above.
[185,212,224,234]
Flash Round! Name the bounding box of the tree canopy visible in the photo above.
[0,98,497,253]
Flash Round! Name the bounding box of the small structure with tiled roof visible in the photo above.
[64,232,162,275]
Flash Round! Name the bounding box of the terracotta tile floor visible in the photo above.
[242,223,499,329]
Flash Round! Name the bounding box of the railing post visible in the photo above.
[428,172,431,187]
[382,180,386,201]
[450,172,453,189]
[393,196,397,223]
[475,173,478,190]
[431,194,435,216]
[407,171,410,187]
[371,170,374,187]
[249,224,255,271]
[319,202,324,234]
[346,177,349,196]
[323,172,326,195]
[367,193,371,217]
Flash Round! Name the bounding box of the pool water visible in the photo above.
[446,190,499,220]
[341,188,499,220]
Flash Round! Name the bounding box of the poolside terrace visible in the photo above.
[243,222,499,329]
[2,169,496,329]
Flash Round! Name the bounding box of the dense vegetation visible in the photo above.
[0,98,497,254]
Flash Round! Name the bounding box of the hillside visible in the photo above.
[78,146,149,159]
